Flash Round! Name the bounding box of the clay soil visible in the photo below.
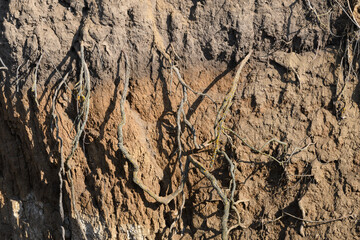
[0,0,360,239]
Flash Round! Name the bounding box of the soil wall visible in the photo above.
[0,0,359,239]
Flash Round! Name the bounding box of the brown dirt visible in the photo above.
[0,0,360,239]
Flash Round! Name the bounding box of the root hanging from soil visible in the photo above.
[117,51,190,205]
[51,71,69,240]
[117,49,255,240]
[31,53,43,108]
[60,43,91,240]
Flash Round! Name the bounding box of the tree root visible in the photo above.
[212,50,253,166]
[64,43,91,240]
[31,53,43,108]
[117,51,190,205]
[0,57,8,71]
[117,49,254,240]
[51,71,69,240]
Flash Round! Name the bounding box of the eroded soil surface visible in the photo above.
[0,0,360,239]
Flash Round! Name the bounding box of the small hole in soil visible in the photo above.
[356,6,360,14]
